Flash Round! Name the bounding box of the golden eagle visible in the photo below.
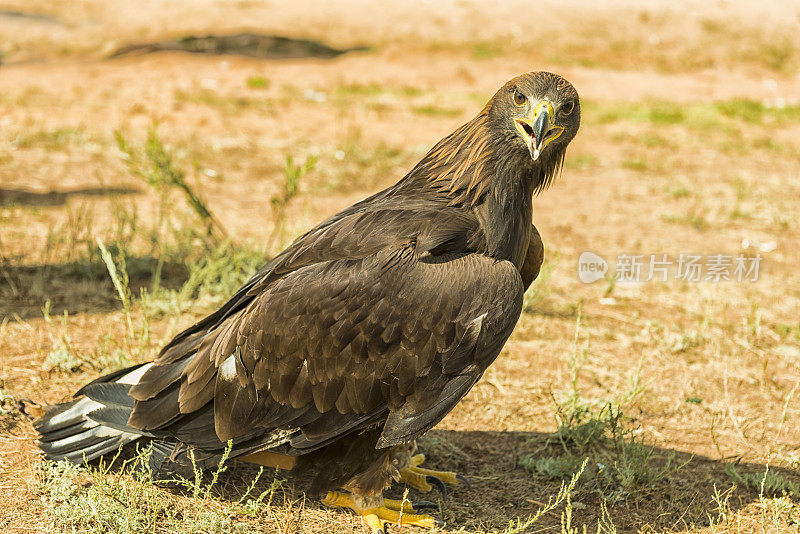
[35,71,580,532]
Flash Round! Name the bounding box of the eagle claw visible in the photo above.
[425,474,447,500]
[397,455,469,499]
[411,500,438,510]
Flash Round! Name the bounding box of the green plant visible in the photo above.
[0,388,15,414]
[472,41,500,59]
[728,177,752,219]
[12,127,85,151]
[116,128,228,248]
[663,209,709,230]
[561,495,616,534]
[35,134,265,357]
[622,156,648,172]
[500,458,587,534]
[96,239,151,361]
[42,303,88,373]
[246,76,270,89]
[726,464,800,498]
[520,453,585,480]
[159,241,263,314]
[665,181,691,199]
[411,105,463,117]
[37,443,282,533]
[266,154,317,250]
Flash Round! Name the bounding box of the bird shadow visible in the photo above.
[0,255,188,321]
[207,429,797,533]
[109,33,369,61]
[0,10,62,25]
[0,186,138,208]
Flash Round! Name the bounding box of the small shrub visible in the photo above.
[726,464,800,498]
[521,312,686,504]
[266,154,317,250]
[246,76,270,89]
[37,444,282,533]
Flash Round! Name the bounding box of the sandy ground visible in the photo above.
[1,1,800,533]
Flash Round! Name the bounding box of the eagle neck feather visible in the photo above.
[403,107,567,266]
[481,142,564,267]
[416,110,494,205]
[415,108,565,206]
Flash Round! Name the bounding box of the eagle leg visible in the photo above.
[397,453,470,498]
[322,491,441,533]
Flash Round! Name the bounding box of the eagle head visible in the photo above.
[490,71,581,163]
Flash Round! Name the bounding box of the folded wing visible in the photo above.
[127,243,523,455]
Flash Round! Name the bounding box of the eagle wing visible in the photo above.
[126,208,524,454]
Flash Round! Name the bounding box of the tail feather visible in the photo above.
[83,382,135,409]
[37,419,97,443]
[87,406,159,436]
[35,363,153,463]
[34,397,104,434]
[38,424,122,456]
[35,360,290,478]
[58,435,130,464]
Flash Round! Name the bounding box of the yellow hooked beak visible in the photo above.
[514,100,564,161]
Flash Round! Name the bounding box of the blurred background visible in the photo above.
[1,1,800,532]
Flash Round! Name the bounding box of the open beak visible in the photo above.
[514,100,564,161]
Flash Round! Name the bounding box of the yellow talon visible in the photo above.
[399,466,465,491]
[362,513,385,534]
[399,466,433,492]
[323,491,440,532]
[397,455,470,497]
[408,466,462,486]
[322,491,355,508]
[363,507,438,529]
[384,497,416,513]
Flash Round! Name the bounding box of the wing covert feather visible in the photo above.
[128,218,521,451]
[197,246,522,444]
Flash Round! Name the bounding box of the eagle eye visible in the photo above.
[560,100,575,116]
[513,90,527,106]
